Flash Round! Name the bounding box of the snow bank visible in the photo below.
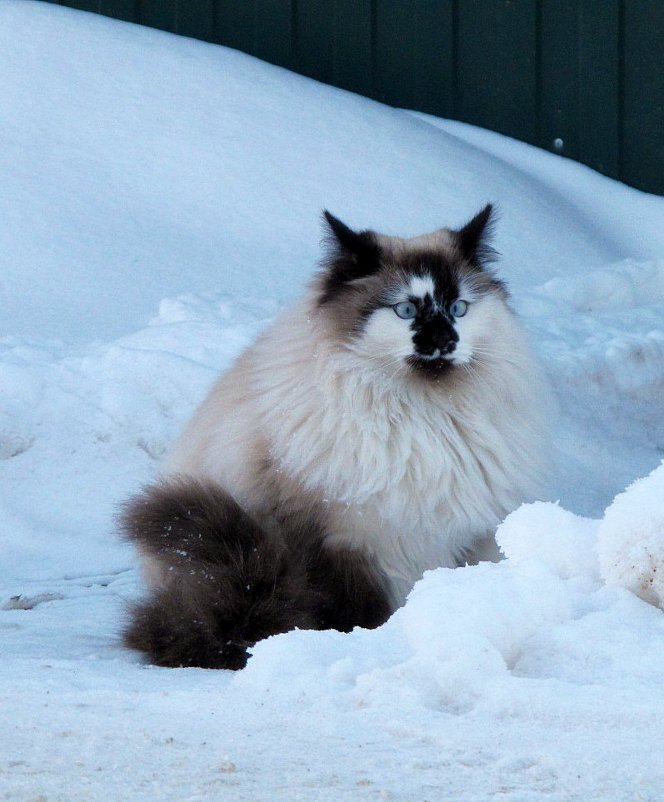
[230,481,664,800]
[599,462,664,608]
[497,501,601,580]
[242,472,664,705]
[499,463,664,612]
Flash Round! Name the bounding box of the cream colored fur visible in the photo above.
[162,262,549,607]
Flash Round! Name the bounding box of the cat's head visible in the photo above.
[316,205,509,377]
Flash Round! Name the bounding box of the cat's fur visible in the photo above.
[121,205,549,669]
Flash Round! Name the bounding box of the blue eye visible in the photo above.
[393,302,417,320]
[450,300,469,318]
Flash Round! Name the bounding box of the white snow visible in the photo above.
[598,462,664,608]
[1,2,664,800]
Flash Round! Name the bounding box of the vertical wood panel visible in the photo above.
[330,0,373,95]
[254,0,295,68]
[457,0,538,142]
[373,0,455,117]
[539,0,622,179]
[176,0,215,42]
[539,2,580,161]
[137,0,177,33]
[295,1,336,85]
[62,1,103,11]
[98,1,138,22]
[215,0,256,53]
[622,0,664,193]
[576,1,621,177]
[295,0,373,95]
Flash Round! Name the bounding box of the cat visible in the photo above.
[121,204,549,669]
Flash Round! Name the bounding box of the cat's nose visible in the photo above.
[433,325,458,354]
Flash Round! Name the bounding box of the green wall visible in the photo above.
[46,1,664,194]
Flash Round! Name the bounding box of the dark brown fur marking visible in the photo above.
[121,479,390,669]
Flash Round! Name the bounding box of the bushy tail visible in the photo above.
[120,479,390,669]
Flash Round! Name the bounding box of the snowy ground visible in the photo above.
[2,2,664,800]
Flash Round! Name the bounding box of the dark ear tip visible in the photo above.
[476,202,495,224]
[322,210,365,253]
[455,202,498,266]
[481,202,498,233]
[322,209,349,237]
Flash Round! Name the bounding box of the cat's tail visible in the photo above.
[119,479,325,670]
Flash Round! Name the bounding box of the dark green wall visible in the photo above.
[46,0,664,194]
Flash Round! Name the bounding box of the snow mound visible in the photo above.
[234,473,664,758]
[598,461,664,608]
[497,501,600,580]
[529,260,664,403]
[536,259,664,312]
[498,464,664,612]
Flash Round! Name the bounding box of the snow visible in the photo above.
[598,462,664,608]
[1,2,664,800]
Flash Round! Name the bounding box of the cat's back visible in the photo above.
[161,297,324,501]
[162,347,263,493]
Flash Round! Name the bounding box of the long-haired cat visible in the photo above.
[121,205,549,669]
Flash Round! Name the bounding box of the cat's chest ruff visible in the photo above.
[270,374,479,506]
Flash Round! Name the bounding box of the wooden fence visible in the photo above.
[45,1,664,194]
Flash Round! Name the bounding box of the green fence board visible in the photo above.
[214,0,256,53]
[457,0,539,143]
[295,0,373,96]
[60,0,103,11]
[575,1,622,178]
[177,0,216,43]
[623,0,664,195]
[326,0,374,96]
[373,0,455,117]
[137,0,176,33]
[538,1,580,159]
[37,0,664,194]
[294,0,336,85]
[254,0,295,68]
[539,0,622,177]
[98,1,137,22]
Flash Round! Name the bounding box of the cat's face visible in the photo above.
[317,206,507,377]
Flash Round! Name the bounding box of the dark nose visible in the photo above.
[432,317,458,353]
[436,335,457,354]
[413,316,458,357]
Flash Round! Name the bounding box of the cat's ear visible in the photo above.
[453,204,497,268]
[324,211,365,254]
[319,211,381,302]
[323,211,380,267]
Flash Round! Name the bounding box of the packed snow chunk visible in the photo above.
[497,501,601,581]
[398,561,573,670]
[236,560,575,711]
[598,461,664,609]
[535,259,664,313]
[235,621,405,705]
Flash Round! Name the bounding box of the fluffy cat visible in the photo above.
[121,205,549,669]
